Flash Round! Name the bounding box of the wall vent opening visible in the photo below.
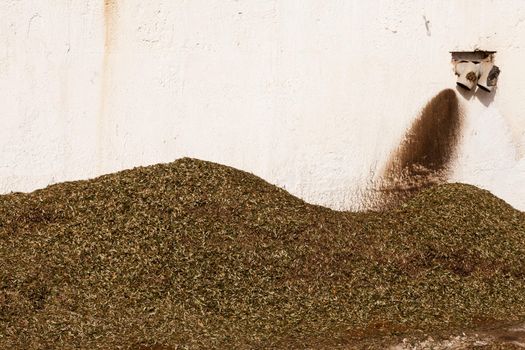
[451,50,500,92]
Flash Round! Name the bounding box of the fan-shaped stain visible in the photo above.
[378,89,462,208]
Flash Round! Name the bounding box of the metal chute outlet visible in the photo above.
[451,50,500,92]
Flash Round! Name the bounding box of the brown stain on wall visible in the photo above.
[378,89,462,208]
[97,0,118,172]
[103,0,118,50]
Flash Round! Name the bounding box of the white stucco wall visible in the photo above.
[1,0,525,210]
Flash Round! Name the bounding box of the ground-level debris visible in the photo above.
[0,158,524,349]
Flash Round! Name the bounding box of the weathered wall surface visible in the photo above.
[1,0,525,210]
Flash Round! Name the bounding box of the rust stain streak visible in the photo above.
[377,89,463,208]
[97,0,118,172]
[103,0,118,51]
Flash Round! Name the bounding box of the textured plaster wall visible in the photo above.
[1,0,525,210]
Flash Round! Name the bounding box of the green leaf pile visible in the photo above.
[1,158,524,349]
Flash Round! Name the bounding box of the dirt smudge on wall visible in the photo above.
[377,89,462,208]
[97,0,118,172]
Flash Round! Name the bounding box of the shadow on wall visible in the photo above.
[455,85,496,107]
[371,89,463,209]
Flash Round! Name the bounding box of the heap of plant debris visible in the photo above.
[1,158,524,349]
